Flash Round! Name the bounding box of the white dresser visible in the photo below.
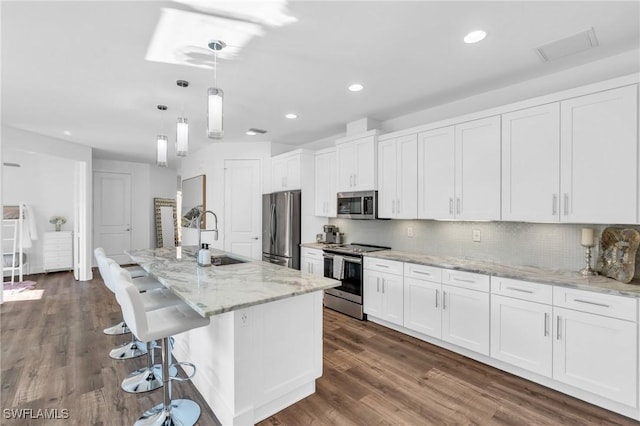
[43,231,73,272]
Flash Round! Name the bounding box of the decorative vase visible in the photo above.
[55,224,61,232]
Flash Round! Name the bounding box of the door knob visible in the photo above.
[251,237,259,240]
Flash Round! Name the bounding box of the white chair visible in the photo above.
[107,259,183,393]
[112,263,210,426]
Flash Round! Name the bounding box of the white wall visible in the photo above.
[2,126,93,280]
[179,142,271,250]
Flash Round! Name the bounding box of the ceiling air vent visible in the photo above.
[535,28,598,62]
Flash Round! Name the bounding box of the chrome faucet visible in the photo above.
[197,210,219,247]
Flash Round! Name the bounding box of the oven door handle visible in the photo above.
[322,253,362,264]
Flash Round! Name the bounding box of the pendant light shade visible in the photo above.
[157,135,168,167]
[176,80,189,156]
[207,87,224,139]
[207,40,226,140]
[176,117,189,156]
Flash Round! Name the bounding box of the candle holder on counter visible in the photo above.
[580,228,597,277]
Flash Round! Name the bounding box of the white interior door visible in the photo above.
[93,171,132,264]
[224,159,261,259]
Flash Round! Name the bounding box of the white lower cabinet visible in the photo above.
[553,307,637,407]
[441,284,490,356]
[300,247,323,277]
[404,277,441,338]
[491,294,552,377]
[364,259,404,326]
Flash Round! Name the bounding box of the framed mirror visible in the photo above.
[154,198,178,248]
[181,174,206,229]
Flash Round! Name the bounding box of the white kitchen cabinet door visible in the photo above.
[336,135,377,192]
[418,126,456,219]
[380,272,404,326]
[271,153,301,191]
[441,284,490,355]
[336,142,356,192]
[560,85,638,224]
[502,103,561,222]
[404,277,442,338]
[553,307,637,407]
[491,295,552,377]
[354,136,376,191]
[377,138,398,218]
[455,116,501,221]
[314,150,337,217]
[363,270,383,318]
[396,134,418,219]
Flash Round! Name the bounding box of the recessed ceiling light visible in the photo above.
[348,83,364,92]
[464,30,487,44]
[285,113,298,119]
[246,130,257,136]
[63,130,71,136]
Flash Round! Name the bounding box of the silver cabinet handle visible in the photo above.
[442,291,447,309]
[456,198,461,215]
[506,286,534,294]
[435,289,439,308]
[376,277,380,292]
[544,312,549,337]
[563,193,569,215]
[413,270,432,277]
[354,174,357,187]
[449,198,454,215]
[397,199,400,214]
[376,264,390,269]
[574,299,610,308]
[453,277,475,284]
[552,194,558,216]
[382,278,385,294]
[556,316,561,340]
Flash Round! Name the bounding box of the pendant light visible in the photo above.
[176,80,189,156]
[156,105,168,167]
[207,40,225,139]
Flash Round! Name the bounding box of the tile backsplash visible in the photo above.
[329,219,640,273]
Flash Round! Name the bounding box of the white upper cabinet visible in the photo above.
[336,134,377,192]
[418,126,456,219]
[502,103,561,222]
[418,116,501,220]
[271,151,301,192]
[378,134,418,219]
[560,85,638,224]
[314,149,337,217]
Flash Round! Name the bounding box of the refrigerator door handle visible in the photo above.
[270,203,276,247]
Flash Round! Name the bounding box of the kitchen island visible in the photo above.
[126,246,339,425]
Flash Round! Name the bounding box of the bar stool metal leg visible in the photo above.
[109,333,147,360]
[135,337,200,426]
[103,319,130,335]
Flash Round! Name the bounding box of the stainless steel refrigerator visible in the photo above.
[262,190,301,269]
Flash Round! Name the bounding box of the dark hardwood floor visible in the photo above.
[1,271,637,425]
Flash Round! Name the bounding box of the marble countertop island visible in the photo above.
[126,246,339,317]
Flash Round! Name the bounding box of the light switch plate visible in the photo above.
[407,227,414,238]
[472,229,481,242]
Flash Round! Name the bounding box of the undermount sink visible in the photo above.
[211,255,247,266]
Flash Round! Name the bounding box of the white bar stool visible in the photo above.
[112,263,210,426]
[95,248,130,335]
[107,259,183,394]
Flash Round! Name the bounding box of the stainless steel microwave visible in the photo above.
[337,191,377,219]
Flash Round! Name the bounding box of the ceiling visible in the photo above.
[2,1,639,167]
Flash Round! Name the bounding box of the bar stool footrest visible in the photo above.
[169,361,196,381]
[135,399,200,426]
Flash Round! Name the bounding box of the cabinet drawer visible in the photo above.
[404,263,442,282]
[491,277,553,304]
[554,287,637,321]
[443,269,490,292]
[364,257,403,275]
[301,247,323,260]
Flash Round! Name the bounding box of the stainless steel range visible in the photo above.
[322,243,390,320]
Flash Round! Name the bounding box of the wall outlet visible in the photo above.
[240,311,249,327]
[407,227,414,238]
[472,229,481,242]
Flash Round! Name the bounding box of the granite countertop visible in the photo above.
[366,250,640,298]
[300,242,342,250]
[126,246,340,317]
